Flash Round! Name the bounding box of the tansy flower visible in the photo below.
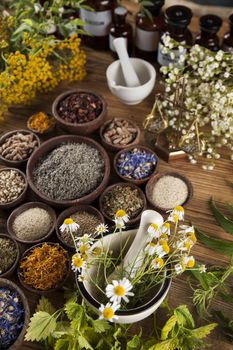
[113,210,129,229]
[145,242,157,256]
[95,223,108,235]
[71,254,86,272]
[106,278,134,304]
[167,206,185,222]
[60,218,79,233]
[174,263,184,274]
[151,257,164,269]
[199,264,207,273]
[161,222,171,236]
[147,223,161,239]
[99,302,120,322]
[183,255,195,268]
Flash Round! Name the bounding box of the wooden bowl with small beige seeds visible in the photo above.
[145,171,193,213]
[100,118,141,152]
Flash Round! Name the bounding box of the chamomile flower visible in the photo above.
[71,253,86,272]
[167,206,185,222]
[106,278,134,304]
[147,223,161,239]
[174,263,184,274]
[60,218,79,233]
[99,302,120,322]
[151,257,164,269]
[155,240,170,258]
[161,222,171,236]
[179,225,195,235]
[199,264,207,273]
[95,223,108,235]
[175,239,193,252]
[77,242,91,255]
[182,255,195,268]
[145,242,157,256]
[113,210,129,229]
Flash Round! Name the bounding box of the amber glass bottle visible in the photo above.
[109,6,133,58]
[195,14,222,51]
[157,5,193,66]
[80,0,115,50]
[135,0,165,61]
[222,14,233,53]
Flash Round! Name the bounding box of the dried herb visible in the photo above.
[19,243,68,291]
[0,237,17,274]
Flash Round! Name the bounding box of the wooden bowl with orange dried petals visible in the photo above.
[27,112,56,135]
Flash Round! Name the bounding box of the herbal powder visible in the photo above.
[0,237,17,274]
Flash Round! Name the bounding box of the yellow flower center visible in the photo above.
[188,233,197,243]
[160,234,168,240]
[163,222,170,229]
[162,243,170,254]
[173,214,179,222]
[155,258,164,268]
[116,209,126,218]
[174,205,184,212]
[64,218,75,225]
[150,223,159,230]
[79,245,88,254]
[92,247,102,255]
[114,285,125,297]
[103,307,114,320]
[187,259,195,268]
[159,239,167,245]
[185,242,191,250]
[72,255,83,268]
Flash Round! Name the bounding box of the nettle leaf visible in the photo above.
[148,338,178,350]
[126,335,141,350]
[51,321,71,339]
[25,311,57,341]
[78,335,94,349]
[36,296,56,315]
[189,323,217,339]
[196,229,233,256]
[210,199,233,235]
[54,338,70,350]
[189,270,210,290]
[174,305,195,329]
[65,301,83,321]
[91,319,111,333]
[161,315,177,340]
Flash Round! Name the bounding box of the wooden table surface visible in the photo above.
[0,43,233,350]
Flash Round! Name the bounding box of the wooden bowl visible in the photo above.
[0,278,30,350]
[52,89,107,135]
[7,202,56,245]
[0,168,28,210]
[17,242,70,294]
[145,171,193,213]
[27,112,56,135]
[0,233,20,278]
[0,129,40,167]
[114,145,159,186]
[99,182,147,226]
[56,204,105,250]
[99,118,141,152]
[26,135,110,208]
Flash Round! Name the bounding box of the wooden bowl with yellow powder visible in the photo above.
[27,112,56,135]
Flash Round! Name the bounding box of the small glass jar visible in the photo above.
[80,0,115,50]
[135,0,165,61]
[222,13,233,53]
[195,14,222,52]
[157,5,193,66]
[109,6,133,58]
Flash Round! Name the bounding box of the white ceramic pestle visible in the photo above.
[113,38,141,87]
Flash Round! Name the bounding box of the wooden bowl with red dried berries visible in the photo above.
[52,89,107,135]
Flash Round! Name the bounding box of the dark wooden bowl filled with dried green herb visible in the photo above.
[7,202,56,245]
[52,89,107,135]
[99,182,147,226]
[145,171,193,213]
[26,135,110,208]
[0,233,20,278]
[56,204,105,250]
[17,242,70,295]
[0,168,28,210]
[0,278,30,350]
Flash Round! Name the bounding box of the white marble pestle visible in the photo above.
[113,37,141,87]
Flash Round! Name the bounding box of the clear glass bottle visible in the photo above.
[135,0,165,61]
[195,14,222,52]
[80,0,115,50]
[109,6,133,58]
[222,13,233,53]
[157,5,193,67]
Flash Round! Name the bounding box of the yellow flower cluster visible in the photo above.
[0,34,86,119]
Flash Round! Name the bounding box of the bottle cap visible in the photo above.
[165,5,192,27]
[114,6,127,17]
[200,14,222,33]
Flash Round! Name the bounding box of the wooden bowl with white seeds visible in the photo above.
[7,202,56,245]
[145,171,193,213]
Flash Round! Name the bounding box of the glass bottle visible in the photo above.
[222,13,233,53]
[135,0,165,61]
[80,0,115,50]
[109,6,133,58]
[157,5,193,67]
[195,14,222,52]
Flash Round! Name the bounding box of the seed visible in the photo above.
[0,170,25,204]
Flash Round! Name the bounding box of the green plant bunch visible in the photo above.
[25,295,216,350]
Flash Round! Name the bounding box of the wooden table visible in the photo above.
[1,45,233,350]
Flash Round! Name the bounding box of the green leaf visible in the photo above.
[148,338,178,350]
[23,18,33,26]
[189,323,217,339]
[161,315,177,340]
[65,301,83,321]
[174,305,195,329]
[36,296,56,315]
[196,229,233,256]
[91,319,111,333]
[25,311,57,341]
[127,335,141,350]
[210,199,233,235]
[188,270,210,290]
[54,338,70,350]
[78,335,94,349]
